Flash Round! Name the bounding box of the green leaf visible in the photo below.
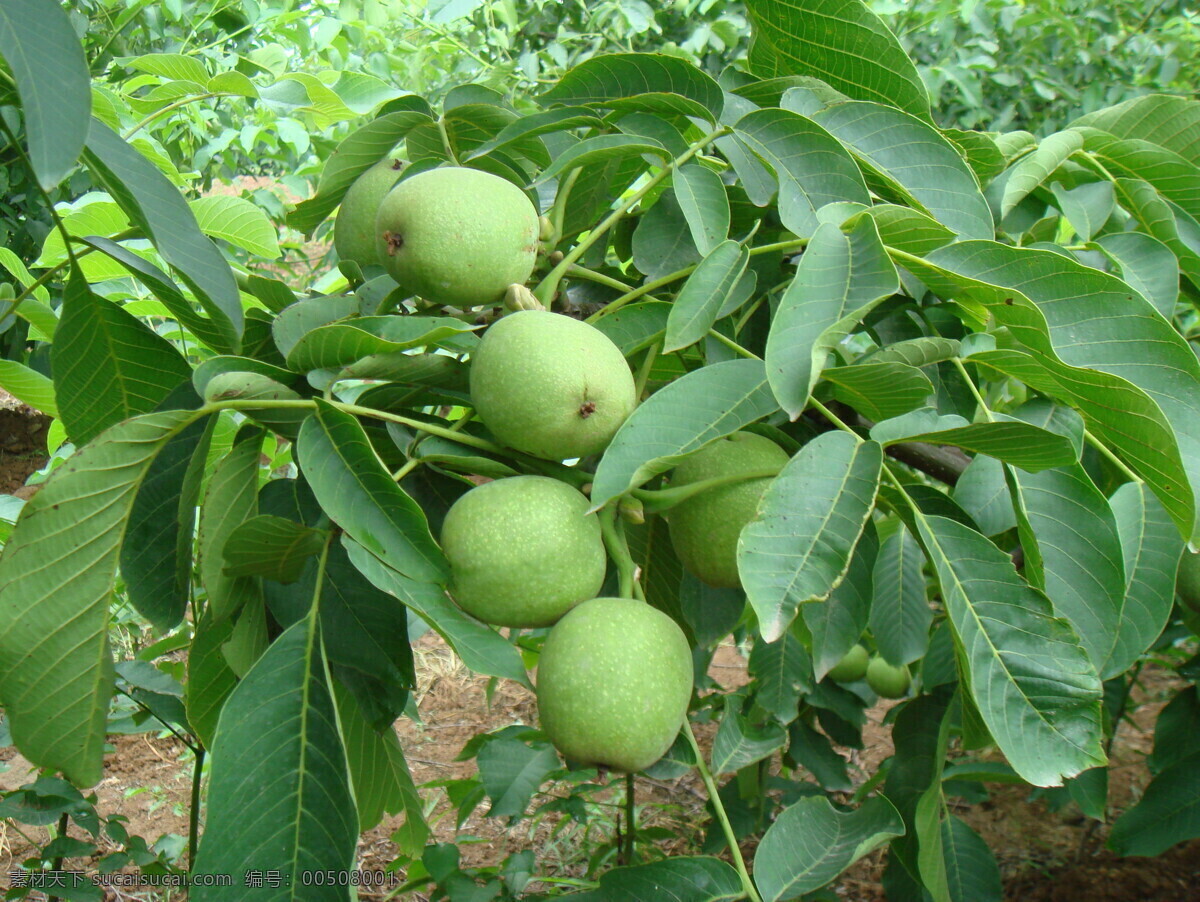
[222,515,327,583]
[787,719,852,791]
[465,107,604,161]
[1148,690,1200,777]
[478,734,560,819]
[535,134,668,185]
[749,632,813,723]
[740,432,882,643]
[286,315,477,373]
[673,163,730,255]
[953,456,1016,537]
[287,111,433,233]
[870,525,931,668]
[191,616,358,900]
[541,53,724,122]
[813,102,993,240]
[867,205,957,256]
[753,795,905,900]
[744,0,930,121]
[591,301,671,356]
[918,240,1200,540]
[1109,483,1184,676]
[185,610,237,749]
[0,0,90,189]
[872,408,1081,470]
[198,434,262,621]
[1073,95,1200,165]
[78,236,236,352]
[804,521,877,685]
[632,188,702,280]
[590,359,778,508]
[1094,232,1179,320]
[711,709,786,774]
[664,241,749,353]
[942,816,1002,902]
[866,336,961,369]
[1114,177,1200,291]
[51,272,192,445]
[1000,129,1085,218]
[1083,131,1200,223]
[129,52,209,84]
[1010,465,1125,677]
[297,401,447,583]
[83,119,242,344]
[765,217,898,419]
[1051,181,1114,242]
[343,538,531,689]
[1107,751,1200,857]
[913,513,1105,786]
[120,395,213,631]
[565,857,742,902]
[733,108,870,238]
[0,359,56,417]
[0,410,194,785]
[333,682,426,843]
[823,361,933,422]
[189,195,281,258]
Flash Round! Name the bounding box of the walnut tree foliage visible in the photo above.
[1,0,1200,899]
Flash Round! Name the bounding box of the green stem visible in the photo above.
[536,126,732,304]
[1085,430,1142,483]
[123,92,232,141]
[566,264,640,297]
[436,116,460,165]
[46,810,70,902]
[623,772,637,865]
[188,747,206,870]
[631,467,784,514]
[951,357,995,423]
[708,330,759,360]
[683,721,762,902]
[808,398,861,439]
[633,341,660,399]
[391,458,423,482]
[599,507,637,599]
[549,167,582,247]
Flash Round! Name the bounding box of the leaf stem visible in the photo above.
[951,357,995,423]
[623,771,637,865]
[535,126,732,305]
[633,341,660,399]
[707,330,759,360]
[46,810,70,902]
[599,507,636,599]
[123,92,233,141]
[188,747,206,870]
[1084,430,1141,483]
[683,720,762,902]
[436,116,460,165]
[807,398,860,438]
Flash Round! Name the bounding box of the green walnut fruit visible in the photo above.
[375,166,539,307]
[866,657,911,699]
[333,157,405,269]
[826,644,869,683]
[440,476,606,628]
[469,310,636,461]
[667,432,789,588]
[536,598,693,772]
[1177,550,1200,614]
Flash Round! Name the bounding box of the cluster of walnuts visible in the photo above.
[335,162,909,772]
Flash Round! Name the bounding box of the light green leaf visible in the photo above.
[1109,483,1184,676]
[733,108,870,238]
[129,52,209,84]
[1114,177,1200,290]
[664,241,748,352]
[740,432,882,643]
[591,302,671,356]
[1000,128,1085,218]
[867,205,957,256]
[765,216,898,419]
[189,195,281,258]
[0,359,56,417]
[632,188,702,280]
[1094,232,1179,320]
[804,521,877,680]
[1050,180,1114,242]
[1083,131,1200,223]
[590,359,778,508]
[191,616,357,900]
[285,316,477,373]
[711,710,786,774]
[749,632,813,723]
[0,0,90,189]
[297,401,446,583]
[866,336,961,368]
[673,163,730,255]
[1073,94,1200,165]
[953,455,1016,537]
[813,102,993,239]
[0,410,195,785]
[869,408,1078,471]
[744,0,930,121]
[753,795,905,900]
[913,513,1105,786]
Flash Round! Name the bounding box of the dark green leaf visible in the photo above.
[665,241,749,352]
[286,316,477,373]
[869,409,1079,472]
[478,735,560,819]
[192,616,358,899]
[787,719,852,792]
[223,515,327,583]
[185,610,237,749]
[711,709,786,774]
[942,815,1002,902]
[804,521,877,681]
[870,525,931,668]
[749,633,813,723]
[197,435,263,621]
[823,361,933,422]
[632,188,702,280]
[674,163,730,255]
[564,857,742,902]
[542,53,724,122]
[1107,751,1200,857]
